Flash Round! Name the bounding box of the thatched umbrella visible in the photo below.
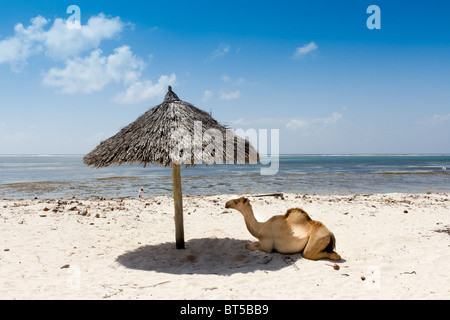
[84,86,258,249]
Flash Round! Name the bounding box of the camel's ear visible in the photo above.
[243,198,248,204]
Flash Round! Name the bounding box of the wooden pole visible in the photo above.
[171,163,184,249]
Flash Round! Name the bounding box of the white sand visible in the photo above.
[1,193,449,300]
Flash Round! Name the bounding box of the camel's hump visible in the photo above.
[285,208,311,221]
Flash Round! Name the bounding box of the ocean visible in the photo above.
[0,154,449,199]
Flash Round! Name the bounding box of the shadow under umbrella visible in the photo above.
[116,237,302,275]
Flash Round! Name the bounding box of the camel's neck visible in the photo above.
[238,205,263,238]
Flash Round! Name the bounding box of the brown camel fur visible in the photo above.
[225,197,341,261]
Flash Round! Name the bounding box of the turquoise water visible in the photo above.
[0,154,449,198]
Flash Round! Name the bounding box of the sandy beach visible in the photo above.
[1,192,449,300]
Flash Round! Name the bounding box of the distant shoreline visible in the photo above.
[1,154,449,199]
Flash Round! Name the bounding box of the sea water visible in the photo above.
[0,154,449,199]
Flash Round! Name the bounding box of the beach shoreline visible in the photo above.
[1,192,449,299]
[1,154,449,199]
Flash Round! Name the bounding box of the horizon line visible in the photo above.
[1,153,449,157]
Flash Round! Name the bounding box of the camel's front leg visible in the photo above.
[245,240,273,253]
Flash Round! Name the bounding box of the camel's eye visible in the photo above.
[234,200,239,204]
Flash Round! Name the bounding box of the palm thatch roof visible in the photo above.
[84,86,259,249]
[84,86,258,168]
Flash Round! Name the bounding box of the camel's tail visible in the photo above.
[324,233,336,253]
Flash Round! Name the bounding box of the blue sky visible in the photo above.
[0,0,449,154]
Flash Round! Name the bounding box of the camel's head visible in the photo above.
[225,197,250,210]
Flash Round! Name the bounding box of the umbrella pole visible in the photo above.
[171,163,185,249]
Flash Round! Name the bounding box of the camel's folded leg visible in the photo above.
[302,234,341,261]
[245,241,273,253]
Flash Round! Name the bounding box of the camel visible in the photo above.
[225,197,341,260]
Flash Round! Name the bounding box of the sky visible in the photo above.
[0,0,449,155]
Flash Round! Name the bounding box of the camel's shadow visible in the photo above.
[116,237,304,275]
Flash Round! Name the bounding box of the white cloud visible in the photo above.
[418,113,450,127]
[202,90,213,101]
[286,112,343,134]
[42,45,144,93]
[234,77,245,85]
[207,43,230,61]
[232,118,251,126]
[0,16,48,70]
[43,14,125,60]
[221,75,246,86]
[43,45,176,104]
[292,41,318,59]
[220,90,240,100]
[2,13,172,104]
[432,113,450,123]
[0,13,125,70]
[114,73,176,104]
